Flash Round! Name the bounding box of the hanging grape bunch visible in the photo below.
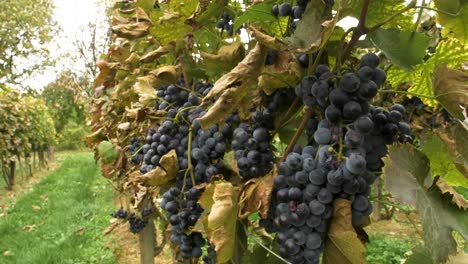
[216,13,240,37]
[261,53,413,264]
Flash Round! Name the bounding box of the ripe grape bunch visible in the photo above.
[262,53,413,263]
[216,13,240,37]
[135,78,239,261]
[232,89,295,179]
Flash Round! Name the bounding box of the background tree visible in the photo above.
[0,0,56,85]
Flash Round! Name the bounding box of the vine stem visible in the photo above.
[182,126,196,192]
[240,222,292,264]
[341,0,370,62]
[280,107,313,162]
[341,0,417,62]
[335,27,355,73]
[413,0,425,32]
[272,97,300,136]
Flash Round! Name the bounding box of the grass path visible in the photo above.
[0,152,117,264]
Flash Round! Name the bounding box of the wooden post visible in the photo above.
[8,160,16,190]
[373,177,382,221]
[139,218,155,264]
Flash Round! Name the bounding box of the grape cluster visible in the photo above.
[262,146,332,264]
[160,186,207,258]
[129,215,146,234]
[272,1,311,20]
[139,80,214,175]
[128,138,143,165]
[110,208,128,219]
[216,13,240,37]
[231,90,295,179]
[147,79,239,261]
[263,53,413,262]
[203,244,216,264]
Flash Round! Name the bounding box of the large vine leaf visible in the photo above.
[367,28,431,71]
[323,199,368,264]
[197,43,267,129]
[420,134,468,186]
[147,1,198,45]
[338,0,414,29]
[433,64,468,121]
[233,1,280,34]
[288,0,327,52]
[112,7,152,40]
[433,0,468,45]
[198,182,241,263]
[382,144,468,264]
[387,39,468,106]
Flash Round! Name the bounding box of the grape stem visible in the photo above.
[273,97,301,136]
[280,107,313,162]
[240,222,292,264]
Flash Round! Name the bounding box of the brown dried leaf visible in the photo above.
[438,125,468,179]
[258,51,302,94]
[185,0,210,29]
[140,46,169,64]
[112,7,152,40]
[435,176,468,210]
[94,61,119,87]
[248,27,288,51]
[141,150,178,187]
[323,199,368,264]
[117,122,131,130]
[159,10,181,23]
[239,168,276,219]
[201,42,246,72]
[206,182,240,263]
[433,64,468,120]
[198,43,267,129]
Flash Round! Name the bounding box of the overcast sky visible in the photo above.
[22,0,108,90]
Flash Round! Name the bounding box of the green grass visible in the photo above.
[366,233,419,264]
[0,152,117,264]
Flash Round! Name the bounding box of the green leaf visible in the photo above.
[277,115,308,147]
[338,0,414,29]
[233,1,277,32]
[382,144,468,264]
[242,244,285,264]
[367,28,431,71]
[420,134,468,186]
[405,246,434,264]
[97,141,119,164]
[288,0,326,51]
[387,39,468,106]
[434,0,468,45]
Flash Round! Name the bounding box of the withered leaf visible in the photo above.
[159,11,181,23]
[258,51,301,94]
[201,42,246,72]
[435,176,468,210]
[112,7,152,40]
[141,150,178,187]
[239,168,276,219]
[433,64,468,120]
[198,43,267,129]
[206,182,240,263]
[140,46,169,64]
[323,199,368,264]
